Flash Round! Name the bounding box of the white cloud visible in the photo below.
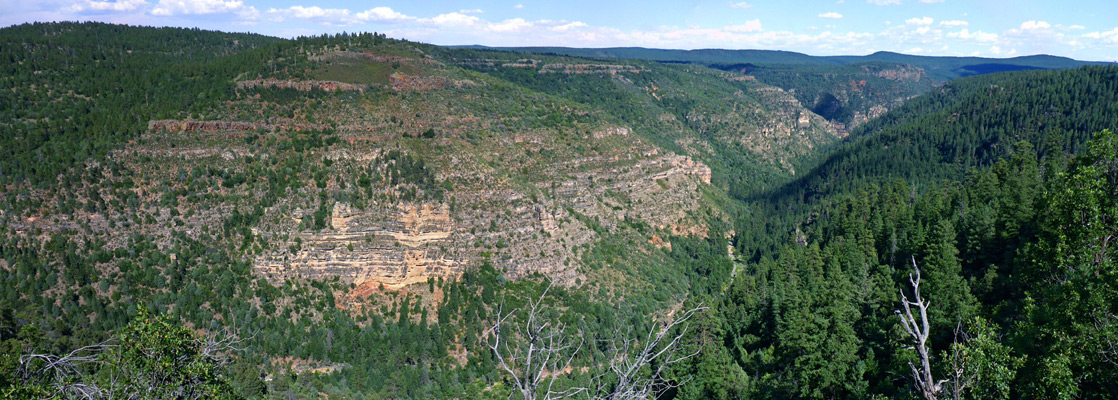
[905,16,933,25]
[488,18,531,32]
[355,7,412,22]
[428,12,480,27]
[919,0,944,3]
[1083,28,1118,44]
[725,19,763,32]
[948,29,997,42]
[69,0,148,12]
[729,2,752,8]
[818,12,843,19]
[939,20,967,27]
[1019,20,1051,31]
[867,0,901,5]
[550,21,588,32]
[1068,25,1086,30]
[151,0,244,15]
[236,5,257,19]
[285,6,349,19]
[988,45,1017,56]
[459,9,483,14]
[513,4,523,9]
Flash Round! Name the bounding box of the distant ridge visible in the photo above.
[458,45,1110,81]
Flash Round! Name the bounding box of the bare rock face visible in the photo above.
[539,63,645,75]
[452,59,645,75]
[851,105,890,128]
[592,127,631,139]
[250,144,714,290]
[874,65,926,82]
[146,119,324,133]
[148,120,264,132]
[256,203,460,289]
[651,154,711,185]
[236,79,367,92]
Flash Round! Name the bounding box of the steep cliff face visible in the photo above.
[255,203,459,289]
[248,131,713,290]
[872,65,926,82]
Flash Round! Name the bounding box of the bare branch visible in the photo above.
[598,305,708,400]
[897,256,941,400]
[486,279,586,400]
[1093,312,1118,367]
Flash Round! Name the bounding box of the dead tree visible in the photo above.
[486,280,709,400]
[195,324,251,368]
[19,342,115,400]
[594,305,708,400]
[16,323,248,399]
[943,323,973,400]
[485,280,584,400]
[897,256,945,400]
[1094,313,1118,368]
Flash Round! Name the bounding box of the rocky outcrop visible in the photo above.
[851,105,890,127]
[361,53,438,65]
[148,120,264,132]
[539,64,645,75]
[250,144,714,290]
[502,59,540,68]
[649,155,711,185]
[255,203,461,290]
[592,127,631,139]
[147,119,325,133]
[873,65,925,82]
[389,73,479,91]
[237,79,366,92]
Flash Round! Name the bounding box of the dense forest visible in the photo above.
[1,22,1116,399]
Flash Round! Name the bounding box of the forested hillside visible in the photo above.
[699,65,1118,398]
[1,22,1116,399]
[0,22,284,186]
[701,128,1117,399]
[754,66,1118,223]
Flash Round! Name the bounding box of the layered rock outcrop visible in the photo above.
[255,203,460,289]
[539,63,645,75]
[237,79,366,92]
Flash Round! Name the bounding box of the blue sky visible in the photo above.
[3,0,1117,60]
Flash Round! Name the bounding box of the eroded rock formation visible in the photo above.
[255,203,460,290]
